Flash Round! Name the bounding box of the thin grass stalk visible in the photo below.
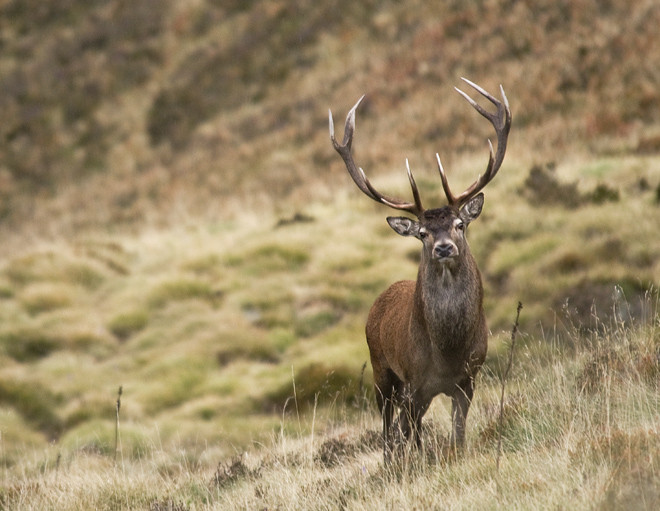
[114,385,123,463]
[497,302,522,473]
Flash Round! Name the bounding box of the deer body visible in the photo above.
[329,79,511,460]
[367,207,488,452]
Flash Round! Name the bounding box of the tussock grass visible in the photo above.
[147,278,221,309]
[18,283,77,315]
[107,309,150,341]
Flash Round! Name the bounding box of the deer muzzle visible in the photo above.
[433,241,458,261]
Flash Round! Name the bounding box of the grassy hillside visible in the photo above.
[1,0,659,509]
[1,160,658,508]
[2,294,658,509]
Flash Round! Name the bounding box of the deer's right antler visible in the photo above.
[329,96,425,218]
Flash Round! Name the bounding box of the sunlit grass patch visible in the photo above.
[3,250,105,290]
[63,392,118,429]
[224,243,310,276]
[18,282,77,315]
[181,253,223,277]
[580,158,616,178]
[4,316,117,363]
[0,408,46,458]
[488,234,560,280]
[294,307,342,338]
[214,327,281,366]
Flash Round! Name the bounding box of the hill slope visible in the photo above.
[1,0,660,243]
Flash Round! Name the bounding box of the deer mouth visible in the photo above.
[433,256,458,268]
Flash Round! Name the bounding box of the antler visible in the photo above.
[437,77,512,209]
[329,96,425,218]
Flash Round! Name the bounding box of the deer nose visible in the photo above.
[434,243,455,259]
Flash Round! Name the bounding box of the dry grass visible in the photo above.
[1,315,657,510]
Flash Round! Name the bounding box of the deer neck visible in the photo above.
[412,251,481,348]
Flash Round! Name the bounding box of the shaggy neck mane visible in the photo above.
[415,252,481,351]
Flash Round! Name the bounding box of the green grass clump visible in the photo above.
[294,309,342,338]
[63,395,118,429]
[215,328,280,366]
[19,283,76,315]
[0,282,13,299]
[0,319,115,362]
[107,309,150,341]
[0,378,63,440]
[3,252,105,290]
[261,362,368,414]
[240,291,294,329]
[140,358,211,414]
[225,244,310,276]
[60,420,152,459]
[147,278,221,309]
[182,253,223,277]
[0,327,62,362]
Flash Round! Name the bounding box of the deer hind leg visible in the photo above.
[450,377,475,448]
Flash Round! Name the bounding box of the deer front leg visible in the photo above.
[450,377,474,448]
[374,369,399,462]
[396,386,431,449]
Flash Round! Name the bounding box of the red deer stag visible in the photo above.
[329,78,511,460]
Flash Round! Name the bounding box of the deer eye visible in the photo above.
[455,221,464,231]
[419,229,429,239]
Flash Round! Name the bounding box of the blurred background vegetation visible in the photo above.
[0,0,659,500]
[1,0,659,239]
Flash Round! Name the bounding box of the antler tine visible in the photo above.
[405,159,425,214]
[329,96,424,217]
[435,153,456,206]
[440,78,512,208]
[329,96,373,199]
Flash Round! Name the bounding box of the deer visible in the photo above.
[329,78,511,461]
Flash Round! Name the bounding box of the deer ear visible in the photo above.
[459,193,484,224]
[387,216,420,238]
